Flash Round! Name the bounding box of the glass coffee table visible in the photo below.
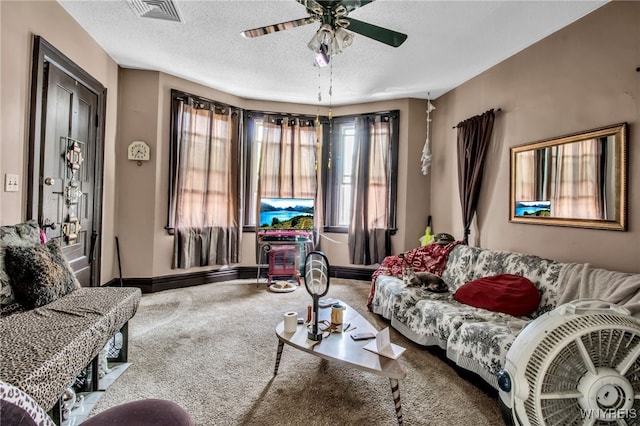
[274,301,407,425]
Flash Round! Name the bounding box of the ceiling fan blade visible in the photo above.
[343,17,407,47]
[241,17,318,38]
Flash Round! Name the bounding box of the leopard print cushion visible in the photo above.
[5,239,81,309]
[0,220,41,305]
[0,380,54,426]
[0,287,141,411]
[1,302,25,318]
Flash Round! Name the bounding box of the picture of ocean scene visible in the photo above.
[259,198,314,229]
[515,201,551,217]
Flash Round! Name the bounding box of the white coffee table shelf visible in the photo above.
[274,301,406,424]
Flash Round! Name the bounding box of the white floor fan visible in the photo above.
[304,251,330,342]
[498,300,640,426]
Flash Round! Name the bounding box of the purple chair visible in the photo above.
[1,381,193,426]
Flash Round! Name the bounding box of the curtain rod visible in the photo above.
[452,108,501,129]
[172,90,239,113]
[245,110,318,119]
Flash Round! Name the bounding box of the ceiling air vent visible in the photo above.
[127,0,182,22]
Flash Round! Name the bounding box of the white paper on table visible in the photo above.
[363,327,406,359]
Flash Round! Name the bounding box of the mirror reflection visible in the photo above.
[510,123,627,230]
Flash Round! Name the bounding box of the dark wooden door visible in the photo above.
[39,63,98,287]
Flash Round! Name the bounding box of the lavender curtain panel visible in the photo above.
[170,97,242,268]
[348,115,396,265]
[456,109,495,244]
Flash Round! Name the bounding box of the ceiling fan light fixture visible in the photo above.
[335,18,350,28]
[334,4,348,16]
[241,0,408,55]
[319,23,334,45]
[333,27,354,52]
[308,23,333,52]
[314,43,330,67]
[307,32,322,52]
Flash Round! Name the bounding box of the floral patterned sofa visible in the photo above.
[0,220,141,421]
[370,243,640,390]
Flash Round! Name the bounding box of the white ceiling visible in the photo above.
[58,0,607,106]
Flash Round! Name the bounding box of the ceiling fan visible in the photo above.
[241,0,407,65]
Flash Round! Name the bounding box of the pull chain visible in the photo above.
[316,66,322,172]
[327,53,333,169]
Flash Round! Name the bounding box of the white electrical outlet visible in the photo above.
[5,174,19,192]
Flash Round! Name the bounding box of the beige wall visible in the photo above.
[3,0,637,282]
[0,0,120,284]
[430,1,640,273]
[116,71,428,277]
[116,70,160,278]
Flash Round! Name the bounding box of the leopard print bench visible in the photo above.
[0,286,141,412]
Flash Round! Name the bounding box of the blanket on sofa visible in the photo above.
[557,263,640,317]
[367,241,461,309]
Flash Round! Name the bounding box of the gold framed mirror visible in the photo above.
[510,123,627,230]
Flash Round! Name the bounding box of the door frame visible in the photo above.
[28,35,107,287]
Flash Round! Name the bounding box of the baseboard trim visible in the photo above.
[105,266,374,293]
[330,265,376,281]
[105,268,239,293]
[104,266,374,293]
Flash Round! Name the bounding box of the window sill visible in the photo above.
[242,226,397,235]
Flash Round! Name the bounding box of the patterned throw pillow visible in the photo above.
[4,239,80,309]
[0,220,41,305]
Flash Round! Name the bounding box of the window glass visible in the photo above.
[337,125,355,226]
[323,113,398,231]
[245,120,263,226]
[168,94,241,233]
[243,115,318,228]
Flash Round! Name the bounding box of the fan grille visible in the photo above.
[523,313,640,425]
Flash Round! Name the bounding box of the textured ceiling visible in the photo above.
[58,0,607,106]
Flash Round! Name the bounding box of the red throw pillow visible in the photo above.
[454,274,540,316]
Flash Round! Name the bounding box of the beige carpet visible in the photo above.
[92,279,505,426]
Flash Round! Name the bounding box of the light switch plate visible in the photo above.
[5,174,19,192]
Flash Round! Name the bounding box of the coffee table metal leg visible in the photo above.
[389,378,403,425]
[274,340,285,376]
